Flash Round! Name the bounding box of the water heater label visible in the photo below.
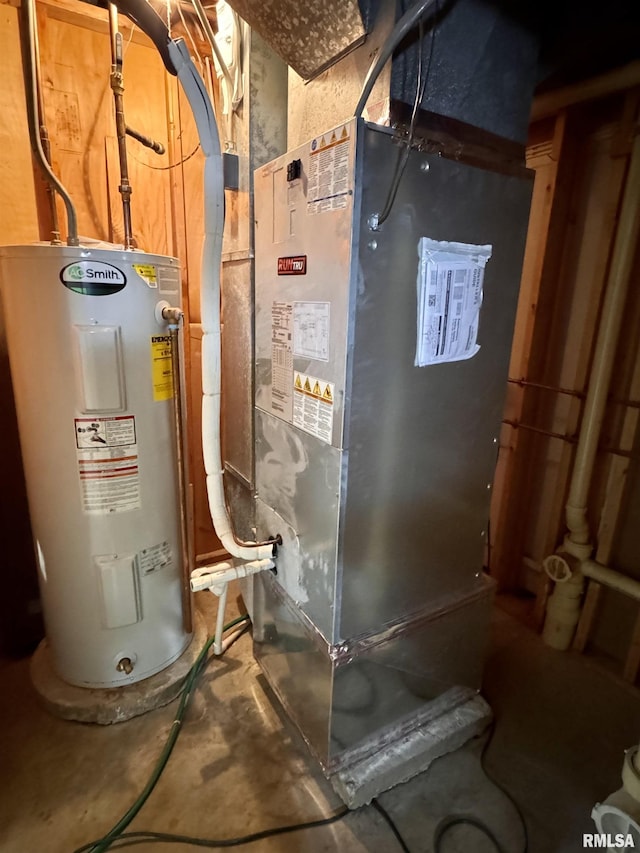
[137,541,172,576]
[74,416,140,514]
[132,263,158,288]
[150,336,174,401]
[60,261,126,296]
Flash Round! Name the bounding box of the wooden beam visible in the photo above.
[532,61,640,122]
[623,609,640,684]
[573,580,602,653]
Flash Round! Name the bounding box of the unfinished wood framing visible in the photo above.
[0,0,223,561]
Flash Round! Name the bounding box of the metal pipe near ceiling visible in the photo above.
[108,3,135,249]
[22,0,79,246]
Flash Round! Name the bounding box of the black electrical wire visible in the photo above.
[433,721,528,853]
[372,798,412,853]
[74,809,350,851]
[376,1,437,227]
[72,615,251,853]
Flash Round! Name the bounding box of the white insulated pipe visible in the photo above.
[544,124,640,650]
[564,130,640,552]
[167,39,273,563]
[582,560,640,602]
[190,558,274,593]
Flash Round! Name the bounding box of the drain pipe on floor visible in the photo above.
[542,123,640,650]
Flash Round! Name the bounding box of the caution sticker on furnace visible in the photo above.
[293,372,334,444]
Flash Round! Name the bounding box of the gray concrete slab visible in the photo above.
[30,610,208,724]
[0,593,638,853]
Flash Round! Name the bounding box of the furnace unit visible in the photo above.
[251,111,533,780]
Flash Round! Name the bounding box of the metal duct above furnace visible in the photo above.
[222,0,366,80]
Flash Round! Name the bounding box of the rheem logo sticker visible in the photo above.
[277,256,307,275]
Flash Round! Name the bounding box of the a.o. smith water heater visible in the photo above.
[0,243,190,688]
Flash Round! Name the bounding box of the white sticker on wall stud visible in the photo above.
[293,372,334,444]
[75,415,140,515]
[414,238,492,367]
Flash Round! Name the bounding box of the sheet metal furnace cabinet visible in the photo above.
[251,114,532,770]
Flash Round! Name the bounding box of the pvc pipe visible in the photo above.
[23,0,79,246]
[167,39,274,562]
[220,625,247,654]
[582,560,640,603]
[565,131,640,551]
[190,558,274,593]
[213,582,228,655]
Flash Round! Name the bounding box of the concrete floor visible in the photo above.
[1,594,638,853]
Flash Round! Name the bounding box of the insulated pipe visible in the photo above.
[167,39,275,562]
[22,0,79,246]
[190,0,234,148]
[582,560,640,602]
[564,129,640,552]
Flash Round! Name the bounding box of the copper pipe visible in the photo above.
[502,418,577,443]
[168,321,193,634]
[507,377,585,398]
[108,3,134,249]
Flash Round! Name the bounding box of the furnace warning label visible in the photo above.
[75,416,140,515]
[271,302,294,421]
[414,238,492,367]
[293,372,334,444]
[151,336,174,401]
[293,301,330,362]
[308,125,351,215]
[137,541,172,576]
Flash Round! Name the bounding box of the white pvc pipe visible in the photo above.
[565,132,640,549]
[213,582,228,655]
[190,558,274,592]
[582,560,640,603]
[168,39,273,563]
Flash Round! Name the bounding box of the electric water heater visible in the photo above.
[0,243,190,688]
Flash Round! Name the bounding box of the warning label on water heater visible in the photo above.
[74,415,140,515]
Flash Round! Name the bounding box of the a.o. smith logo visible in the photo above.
[60,261,126,295]
[277,255,307,275]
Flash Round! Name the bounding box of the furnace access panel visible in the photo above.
[253,116,532,647]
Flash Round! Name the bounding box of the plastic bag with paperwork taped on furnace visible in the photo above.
[414,237,492,367]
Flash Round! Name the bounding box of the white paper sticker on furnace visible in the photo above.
[414,238,492,367]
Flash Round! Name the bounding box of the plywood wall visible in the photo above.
[0,0,222,564]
